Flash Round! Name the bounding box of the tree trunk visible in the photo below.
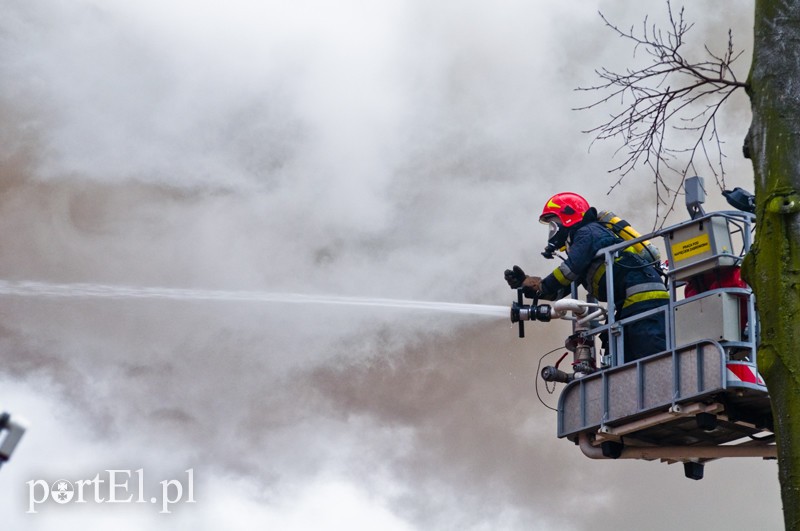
[742,1,800,528]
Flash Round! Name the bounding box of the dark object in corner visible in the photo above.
[723,188,756,213]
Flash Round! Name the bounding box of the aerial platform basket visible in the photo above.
[557,340,773,458]
[517,178,775,479]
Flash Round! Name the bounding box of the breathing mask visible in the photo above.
[542,220,569,259]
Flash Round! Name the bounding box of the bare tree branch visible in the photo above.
[577,1,747,225]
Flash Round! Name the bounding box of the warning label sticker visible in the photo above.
[671,233,711,262]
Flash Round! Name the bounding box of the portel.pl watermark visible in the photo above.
[26,469,195,514]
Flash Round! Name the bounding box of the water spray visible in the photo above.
[0,279,513,473]
[0,280,510,318]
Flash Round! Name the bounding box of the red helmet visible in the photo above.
[539,192,590,227]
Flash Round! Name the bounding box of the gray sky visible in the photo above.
[0,0,781,529]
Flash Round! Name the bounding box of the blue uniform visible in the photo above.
[538,211,669,362]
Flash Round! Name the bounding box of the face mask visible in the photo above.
[542,220,568,259]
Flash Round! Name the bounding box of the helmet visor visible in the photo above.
[539,213,559,225]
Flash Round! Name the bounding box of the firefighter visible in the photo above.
[504,192,669,363]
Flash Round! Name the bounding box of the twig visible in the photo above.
[577,1,747,226]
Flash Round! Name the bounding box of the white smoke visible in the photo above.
[0,0,781,530]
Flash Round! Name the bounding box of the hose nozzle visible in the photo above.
[541,366,573,383]
[510,301,552,323]
[510,289,552,339]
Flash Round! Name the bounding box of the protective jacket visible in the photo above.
[538,209,669,317]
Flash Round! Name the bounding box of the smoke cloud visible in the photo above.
[0,0,780,529]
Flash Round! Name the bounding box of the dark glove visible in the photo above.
[504,265,527,289]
